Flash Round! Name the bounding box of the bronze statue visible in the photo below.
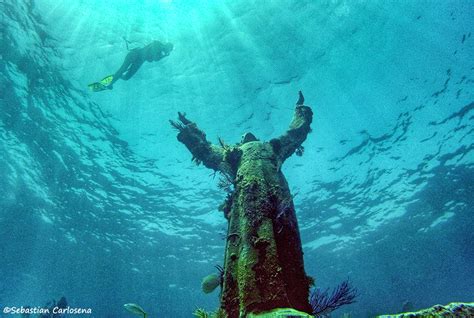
[171,91,314,317]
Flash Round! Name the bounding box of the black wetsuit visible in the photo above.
[111,40,173,85]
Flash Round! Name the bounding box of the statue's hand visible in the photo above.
[178,112,192,125]
[296,90,304,106]
[170,112,192,131]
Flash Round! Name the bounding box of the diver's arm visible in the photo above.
[143,41,166,61]
[170,112,226,172]
[270,93,313,162]
[154,48,170,61]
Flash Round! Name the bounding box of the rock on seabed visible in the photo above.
[377,302,474,317]
[247,308,313,318]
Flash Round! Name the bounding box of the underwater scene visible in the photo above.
[1,0,473,317]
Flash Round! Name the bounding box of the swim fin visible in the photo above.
[88,75,114,92]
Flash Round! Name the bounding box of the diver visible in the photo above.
[88,40,173,92]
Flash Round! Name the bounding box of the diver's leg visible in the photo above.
[111,50,138,85]
[121,61,143,81]
[111,62,129,85]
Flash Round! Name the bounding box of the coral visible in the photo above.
[218,176,234,192]
[309,280,358,317]
[214,308,227,318]
[193,308,228,318]
[376,302,474,317]
[193,308,210,318]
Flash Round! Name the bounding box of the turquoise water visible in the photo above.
[1,0,473,317]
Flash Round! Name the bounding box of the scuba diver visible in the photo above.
[88,40,173,92]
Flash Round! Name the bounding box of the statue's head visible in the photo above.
[240,132,258,144]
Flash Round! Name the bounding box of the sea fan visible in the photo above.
[193,308,210,318]
[310,279,358,317]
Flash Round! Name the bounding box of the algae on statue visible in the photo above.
[171,92,314,318]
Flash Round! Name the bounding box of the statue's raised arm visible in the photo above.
[170,112,225,172]
[270,91,313,162]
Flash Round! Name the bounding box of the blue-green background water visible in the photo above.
[1,0,473,317]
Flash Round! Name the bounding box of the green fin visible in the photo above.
[88,75,113,92]
[99,75,114,86]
